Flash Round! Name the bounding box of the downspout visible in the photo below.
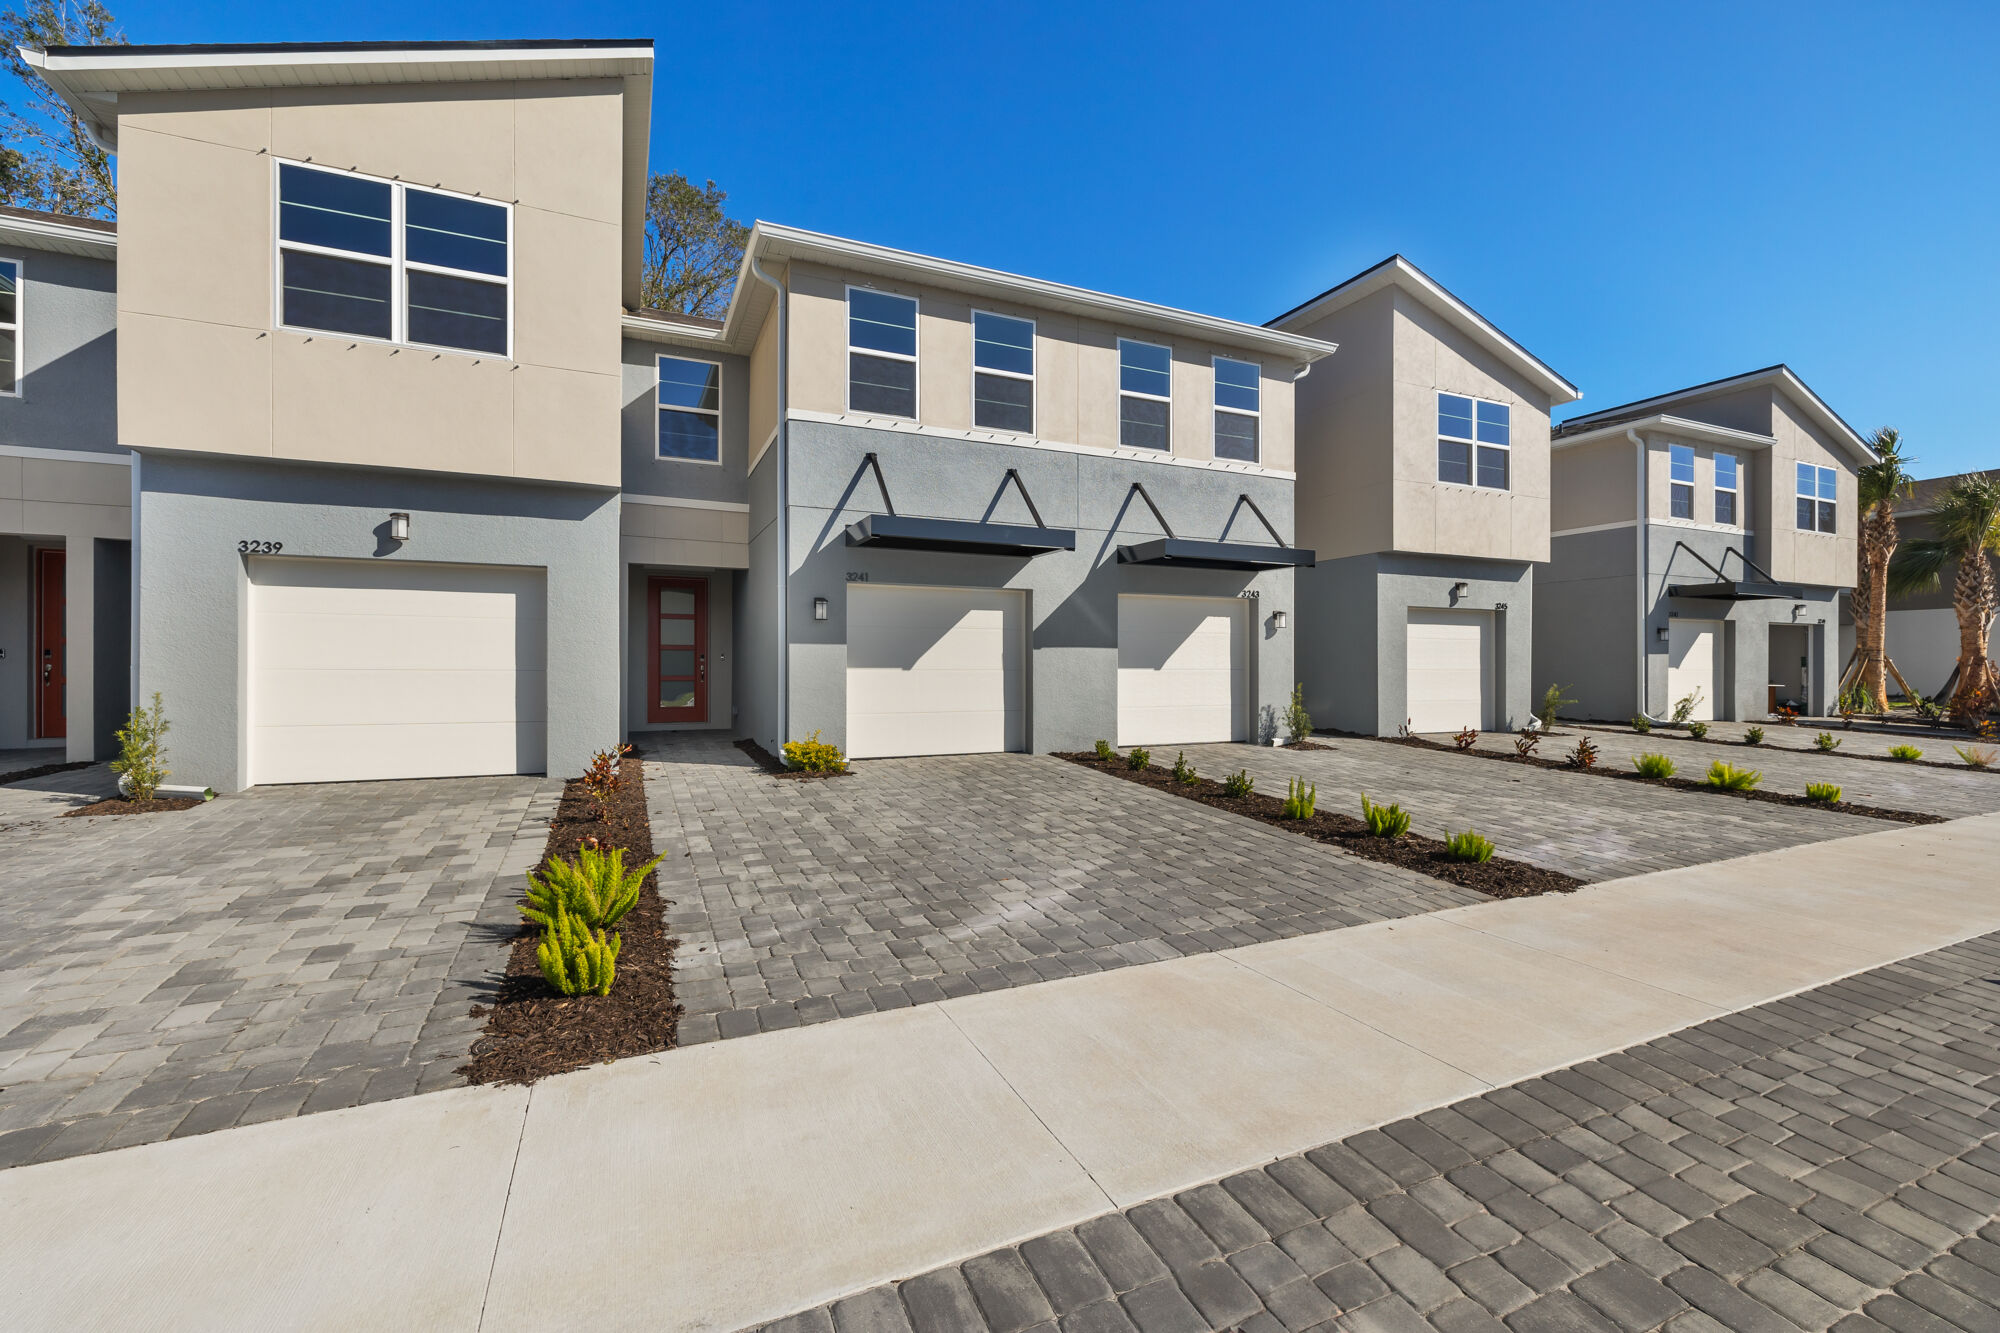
[748,254,789,749]
[1630,428,1667,722]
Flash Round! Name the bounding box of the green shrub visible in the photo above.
[522,843,664,932]
[1687,721,1709,740]
[1222,768,1255,797]
[1955,744,1996,769]
[536,905,621,997]
[1127,746,1151,771]
[1887,744,1924,762]
[1805,781,1843,803]
[1813,732,1841,752]
[1171,751,1198,785]
[111,692,172,802]
[1093,739,1114,762]
[1744,726,1765,745]
[1706,761,1762,791]
[1360,792,1410,837]
[1281,777,1317,819]
[1630,714,1652,734]
[1632,753,1676,780]
[1670,688,1704,725]
[1538,682,1578,730]
[1285,683,1314,745]
[784,730,848,773]
[1443,829,1495,863]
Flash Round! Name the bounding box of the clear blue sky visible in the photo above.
[40,1,2000,475]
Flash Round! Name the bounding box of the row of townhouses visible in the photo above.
[0,38,1871,792]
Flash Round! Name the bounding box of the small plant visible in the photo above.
[1630,714,1652,734]
[1837,681,1879,722]
[1915,697,1947,723]
[1705,761,1762,791]
[579,747,623,816]
[1453,727,1479,752]
[111,692,172,802]
[1514,728,1541,758]
[1812,732,1841,753]
[1285,683,1314,746]
[1281,777,1318,820]
[536,905,621,997]
[1127,747,1151,771]
[1565,736,1599,769]
[1360,792,1411,838]
[1776,704,1800,725]
[1223,768,1255,797]
[522,843,664,932]
[783,730,848,773]
[1670,688,1704,726]
[1537,682,1579,731]
[1171,751,1198,785]
[1805,781,1843,803]
[1094,738,1114,762]
[1443,829,1495,863]
[1396,718,1414,740]
[1953,745,1996,769]
[1632,753,1676,780]
[1687,721,1709,740]
[1887,744,1924,763]
[1744,726,1765,746]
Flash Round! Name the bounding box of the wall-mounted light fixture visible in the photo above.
[813,597,829,622]
[1791,603,1806,621]
[388,512,410,542]
[1656,625,1670,642]
[1270,610,1288,630]
[1450,581,1469,599]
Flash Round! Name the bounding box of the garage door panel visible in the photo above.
[846,709,1014,760]
[849,666,1013,715]
[253,613,530,672]
[1117,596,1247,746]
[845,584,1025,760]
[846,617,1013,672]
[1405,608,1492,734]
[1667,620,1720,721]
[254,669,548,728]
[253,722,548,787]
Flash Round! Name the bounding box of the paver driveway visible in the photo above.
[647,735,1480,1044]
[1175,738,1885,882]
[0,774,557,1168]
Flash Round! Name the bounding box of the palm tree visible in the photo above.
[1889,474,2000,715]
[1854,428,1916,709]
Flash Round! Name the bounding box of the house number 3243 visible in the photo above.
[238,540,284,554]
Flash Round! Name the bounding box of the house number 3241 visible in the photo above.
[238,540,284,554]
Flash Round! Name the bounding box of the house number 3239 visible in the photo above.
[238,540,284,554]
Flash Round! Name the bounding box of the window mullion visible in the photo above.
[391,182,406,346]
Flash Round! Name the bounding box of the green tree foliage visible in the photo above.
[641,172,749,316]
[1,1,125,218]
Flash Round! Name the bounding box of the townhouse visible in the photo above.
[1540,366,1873,721]
[18,37,1335,791]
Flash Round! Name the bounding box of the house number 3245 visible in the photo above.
[238,540,284,554]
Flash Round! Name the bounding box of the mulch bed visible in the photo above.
[735,736,855,779]
[1056,752,1581,899]
[1575,723,2000,777]
[459,755,682,1086]
[1371,732,1945,826]
[1,759,93,786]
[63,795,202,817]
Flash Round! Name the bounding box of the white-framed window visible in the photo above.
[972,310,1034,434]
[0,257,18,397]
[1437,393,1510,489]
[1119,338,1172,450]
[1796,462,1836,533]
[275,159,511,357]
[1213,356,1260,462]
[847,286,917,418]
[657,355,722,464]
[1669,444,1695,520]
[1714,451,1740,526]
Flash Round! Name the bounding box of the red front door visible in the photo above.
[33,548,65,739]
[648,577,707,724]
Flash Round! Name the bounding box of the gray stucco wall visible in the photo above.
[1536,528,1637,723]
[0,247,117,453]
[135,453,619,791]
[91,536,129,755]
[0,536,34,747]
[620,338,749,507]
[737,449,781,750]
[754,420,1297,754]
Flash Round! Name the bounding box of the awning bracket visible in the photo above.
[1125,482,1176,538]
[860,452,895,516]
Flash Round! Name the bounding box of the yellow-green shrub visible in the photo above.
[522,843,663,931]
[537,906,621,997]
[784,730,848,773]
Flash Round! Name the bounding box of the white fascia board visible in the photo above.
[25,43,654,79]
[1553,414,1778,451]
[0,213,115,258]
[621,315,729,351]
[1561,365,1875,466]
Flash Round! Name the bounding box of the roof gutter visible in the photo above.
[747,253,789,751]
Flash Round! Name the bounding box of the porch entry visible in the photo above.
[34,547,64,740]
[649,577,708,724]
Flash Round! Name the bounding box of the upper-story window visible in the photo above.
[1669,444,1695,519]
[1796,462,1836,533]
[1437,393,1509,489]
[0,258,18,396]
[657,356,721,464]
[972,311,1034,433]
[1714,452,1740,526]
[1119,338,1172,450]
[1213,357,1260,462]
[848,288,917,418]
[277,161,511,357]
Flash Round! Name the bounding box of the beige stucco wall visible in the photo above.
[1643,432,1754,530]
[1765,392,1857,588]
[1550,437,1637,532]
[618,499,749,569]
[115,80,626,487]
[1286,288,1393,558]
[0,455,131,539]
[747,304,780,466]
[782,260,1296,471]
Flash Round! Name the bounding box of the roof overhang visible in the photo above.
[0,208,115,259]
[1267,255,1580,405]
[1553,414,1777,452]
[1668,580,1805,602]
[843,513,1077,558]
[1556,365,1875,467]
[1116,538,1315,570]
[621,310,728,352]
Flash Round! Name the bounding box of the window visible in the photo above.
[1714,452,1739,526]
[1119,339,1172,450]
[1669,444,1695,520]
[1213,356,1260,462]
[972,311,1034,433]
[847,288,917,417]
[657,356,721,463]
[0,258,17,396]
[1437,393,1510,489]
[1796,462,1837,533]
[277,161,510,356]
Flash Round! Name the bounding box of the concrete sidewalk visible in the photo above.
[3,815,1997,1332]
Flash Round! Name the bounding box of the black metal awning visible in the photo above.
[1668,579,1803,601]
[1117,537,1316,570]
[844,513,1076,557]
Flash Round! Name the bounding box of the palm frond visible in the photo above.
[1928,475,2000,557]
[1858,427,1918,514]
[1888,540,1951,598]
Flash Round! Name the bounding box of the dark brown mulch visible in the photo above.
[0,759,93,786]
[459,757,682,1087]
[734,736,856,779]
[1575,723,2000,777]
[1284,740,1336,751]
[62,795,202,817]
[1368,732,1945,826]
[1056,752,1581,899]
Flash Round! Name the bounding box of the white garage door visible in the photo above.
[1117,595,1248,746]
[846,584,1025,759]
[1405,608,1492,734]
[249,558,547,785]
[1667,619,1721,722]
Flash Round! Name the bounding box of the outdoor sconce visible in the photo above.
[388,512,410,542]
[813,597,829,622]
[1450,581,1469,598]
[1656,625,1670,642]
[1270,610,1288,630]
[1791,603,1806,621]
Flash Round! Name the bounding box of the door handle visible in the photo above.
[697,653,706,682]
